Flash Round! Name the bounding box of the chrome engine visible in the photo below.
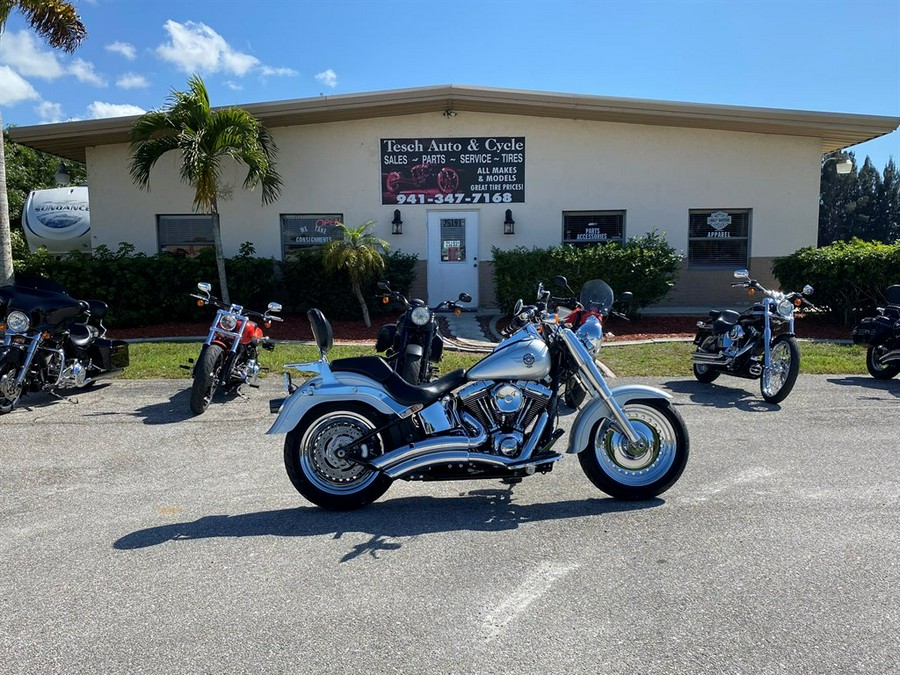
[457,381,552,457]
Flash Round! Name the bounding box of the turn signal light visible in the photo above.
[382,296,389,305]
[197,299,205,307]
[747,288,756,296]
[454,309,461,316]
[0,323,5,331]
[264,321,271,328]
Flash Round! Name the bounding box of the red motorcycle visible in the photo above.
[186,282,283,414]
[385,162,460,194]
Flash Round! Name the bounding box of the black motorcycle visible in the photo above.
[0,277,128,414]
[851,284,900,379]
[186,282,283,414]
[690,269,814,404]
[375,281,471,384]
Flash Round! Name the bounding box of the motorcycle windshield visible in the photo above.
[579,279,615,314]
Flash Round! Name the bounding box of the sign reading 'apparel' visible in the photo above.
[380,137,525,205]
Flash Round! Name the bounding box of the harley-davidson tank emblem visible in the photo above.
[523,353,536,367]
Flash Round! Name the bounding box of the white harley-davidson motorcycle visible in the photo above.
[268,294,689,510]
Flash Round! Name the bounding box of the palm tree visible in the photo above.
[1,0,87,286]
[129,74,282,304]
[321,221,390,327]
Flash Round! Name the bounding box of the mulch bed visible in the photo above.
[111,311,852,342]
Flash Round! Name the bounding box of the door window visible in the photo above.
[440,217,466,262]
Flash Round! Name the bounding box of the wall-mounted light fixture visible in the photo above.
[55,161,71,186]
[822,151,853,175]
[443,109,457,118]
[391,209,403,235]
[503,209,515,235]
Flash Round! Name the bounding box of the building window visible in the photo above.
[688,209,750,268]
[440,217,466,262]
[562,211,625,247]
[157,214,215,257]
[280,214,343,259]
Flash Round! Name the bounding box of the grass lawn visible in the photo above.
[123,339,869,380]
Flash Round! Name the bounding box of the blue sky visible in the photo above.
[1,0,898,170]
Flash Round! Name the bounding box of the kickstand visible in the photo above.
[48,390,78,405]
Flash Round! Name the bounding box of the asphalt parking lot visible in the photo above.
[1,374,898,674]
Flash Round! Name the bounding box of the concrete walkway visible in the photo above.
[441,310,500,350]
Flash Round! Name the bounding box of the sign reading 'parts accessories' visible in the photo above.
[381,137,525,205]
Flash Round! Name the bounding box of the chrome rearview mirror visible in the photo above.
[733,269,749,280]
[197,282,212,293]
[803,285,814,296]
[268,302,283,313]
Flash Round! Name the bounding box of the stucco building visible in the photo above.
[9,84,899,308]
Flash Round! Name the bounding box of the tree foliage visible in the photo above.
[128,74,283,304]
[321,221,391,327]
[1,129,87,229]
[819,154,900,245]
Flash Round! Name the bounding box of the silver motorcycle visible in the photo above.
[267,295,689,510]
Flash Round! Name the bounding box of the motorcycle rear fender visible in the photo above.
[267,363,408,435]
[566,384,672,454]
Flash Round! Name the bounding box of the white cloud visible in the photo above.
[0,65,40,105]
[106,41,137,60]
[87,101,146,119]
[315,69,338,89]
[0,30,65,79]
[69,58,107,86]
[156,20,259,76]
[224,81,243,91]
[35,101,64,123]
[261,65,298,77]
[116,72,150,89]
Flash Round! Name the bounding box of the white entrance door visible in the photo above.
[426,211,479,306]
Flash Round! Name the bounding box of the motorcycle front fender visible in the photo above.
[405,343,424,357]
[566,384,672,455]
[267,367,409,436]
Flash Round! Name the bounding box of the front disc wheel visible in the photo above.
[760,335,800,403]
[284,404,392,510]
[579,400,689,500]
[190,344,225,415]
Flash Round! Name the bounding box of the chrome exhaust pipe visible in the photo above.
[371,413,488,472]
[879,348,900,363]
[690,352,729,365]
[382,413,552,479]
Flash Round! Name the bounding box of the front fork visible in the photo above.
[3,333,43,389]
[560,330,646,449]
[761,300,794,369]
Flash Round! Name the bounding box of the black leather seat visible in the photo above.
[712,310,740,334]
[330,356,468,406]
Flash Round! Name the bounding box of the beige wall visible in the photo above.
[85,111,822,306]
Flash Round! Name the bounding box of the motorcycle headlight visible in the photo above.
[410,306,431,326]
[218,313,239,331]
[6,310,30,334]
[575,316,604,357]
[777,299,794,318]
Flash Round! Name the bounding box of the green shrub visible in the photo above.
[492,230,681,314]
[772,238,900,326]
[11,237,418,327]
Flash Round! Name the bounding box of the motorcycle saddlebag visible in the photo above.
[93,338,130,370]
[375,324,396,352]
[852,316,893,345]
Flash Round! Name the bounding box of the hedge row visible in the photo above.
[772,238,900,326]
[492,231,682,314]
[12,235,418,328]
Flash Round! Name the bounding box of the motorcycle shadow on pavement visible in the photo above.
[113,489,663,560]
[130,387,197,424]
[661,379,781,412]
[826,376,900,399]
